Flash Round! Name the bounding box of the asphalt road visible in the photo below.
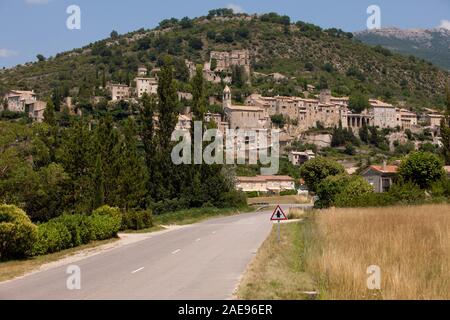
[0,205,309,300]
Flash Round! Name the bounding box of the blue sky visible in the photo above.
[0,0,449,68]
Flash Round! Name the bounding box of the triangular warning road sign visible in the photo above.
[271,205,287,221]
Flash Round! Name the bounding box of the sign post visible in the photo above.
[271,205,288,243]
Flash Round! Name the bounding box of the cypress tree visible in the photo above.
[114,118,147,210]
[92,153,105,210]
[95,115,120,205]
[140,93,157,199]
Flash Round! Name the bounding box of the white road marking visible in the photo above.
[131,267,144,274]
[212,231,217,234]
[172,249,181,254]
[196,238,201,242]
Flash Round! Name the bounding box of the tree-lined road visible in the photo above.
[0,205,309,300]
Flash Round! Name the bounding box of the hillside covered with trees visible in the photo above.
[0,9,449,111]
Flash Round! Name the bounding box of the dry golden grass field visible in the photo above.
[238,204,450,300]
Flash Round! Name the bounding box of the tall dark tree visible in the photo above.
[359,121,369,143]
[140,93,157,199]
[43,99,56,127]
[95,115,120,205]
[92,153,105,210]
[191,65,207,121]
[113,118,147,210]
[349,92,370,114]
[59,119,97,213]
[150,59,179,201]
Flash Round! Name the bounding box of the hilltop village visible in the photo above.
[2,49,445,154]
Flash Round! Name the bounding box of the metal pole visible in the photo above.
[277,220,280,243]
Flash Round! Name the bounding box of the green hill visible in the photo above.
[0,10,449,111]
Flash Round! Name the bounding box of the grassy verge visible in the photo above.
[237,220,316,300]
[152,206,253,227]
[0,238,117,282]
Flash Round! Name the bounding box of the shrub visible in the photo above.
[334,176,375,207]
[299,157,345,192]
[0,205,37,260]
[32,221,71,255]
[217,190,247,208]
[52,214,92,246]
[316,174,352,208]
[90,206,121,240]
[387,181,425,204]
[398,152,445,189]
[431,178,450,198]
[121,210,153,231]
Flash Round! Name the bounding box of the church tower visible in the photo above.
[223,85,231,109]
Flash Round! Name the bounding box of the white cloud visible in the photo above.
[438,19,450,30]
[25,0,51,5]
[0,49,18,58]
[227,3,244,14]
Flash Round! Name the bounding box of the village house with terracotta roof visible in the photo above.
[361,163,399,193]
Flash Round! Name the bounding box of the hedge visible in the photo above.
[121,210,153,231]
[33,206,122,256]
[0,205,37,260]
[90,206,122,240]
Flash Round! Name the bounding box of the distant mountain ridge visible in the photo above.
[355,27,450,71]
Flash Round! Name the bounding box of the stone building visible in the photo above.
[27,100,47,122]
[371,99,398,129]
[288,150,315,166]
[223,86,269,130]
[107,83,131,101]
[135,77,158,98]
[2,90,37,112]
[245,90,348,131]
[210,50,251,75]
[398,108,418,129]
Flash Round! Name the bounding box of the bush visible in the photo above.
[300,157,346,193]
[90,206,121,240]
[121,210,153,231]
[334,176,375,207]
[217,190,247,208]
[431,178,450,198]
[52,214,92,246]
[32,221,71,255]
[398,152,445,189]
[387,181,425,204]
[316,174,352,208]
[0,205,37,260]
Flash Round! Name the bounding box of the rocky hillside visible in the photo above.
[0,11,449,110]
[355,27,450,71]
